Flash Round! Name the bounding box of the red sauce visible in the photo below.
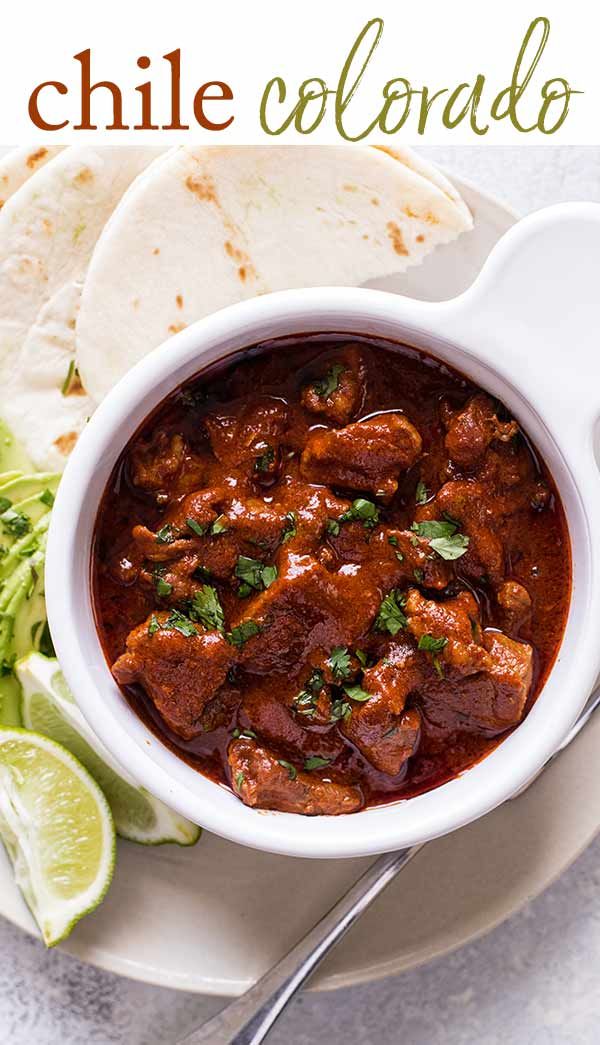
[92,335,571,814]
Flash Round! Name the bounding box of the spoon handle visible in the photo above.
[176,845,423,1045]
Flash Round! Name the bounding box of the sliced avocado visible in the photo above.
[0,473,59,505]
[0,536,47,725]
[0,491,53,559]
[0,419,32,474]
[0,513,50,582]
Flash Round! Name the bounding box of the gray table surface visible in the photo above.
[3,146,600,1045]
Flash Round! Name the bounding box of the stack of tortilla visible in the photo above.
[0,144,472,470]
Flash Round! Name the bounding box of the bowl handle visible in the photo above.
[444,203,600,442]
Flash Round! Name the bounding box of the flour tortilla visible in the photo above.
[0,145,63,210]
[0,146,164,470]
[77,146,472,403]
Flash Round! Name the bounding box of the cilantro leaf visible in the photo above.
[281,512,297,544]
[255,445,275,472]
[415,480,429,505]
[343,683,371,702]
[234,555,278,591]
[339,498,380,529]
[210,515,228,535]
[374,589,407,636]
[232,728,257,740]
[155,577,173,597]
[418,633,448,678]
[411,519,469,561]
[227,620,261,646]
[327,646,352,681]
[191,584,225,633]
[429,533,470,561]
[39,489,55,508]
[278,759,298,780]
[186,517,206,537]
[147,614,160,637]
[313,363,344,398]
[164,609,198,637]
[330,699,352,722]
[304,756,332,771]
[155,524,175,544]
[326,518,340,537]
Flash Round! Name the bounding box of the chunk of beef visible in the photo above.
[301,345,366,425]
[237,552,381,674]
[342,640,423,774]
[129,430,206,493]
[271,481,352,554]
[228,738,363,815]
[496,580,532,633]
[418,631,532,734]
[205,397,289,476]
[241,679,344,760]
[404,588,492,676]
[433,480,505,584]
[112,613,234,740]
[300,413,422,499]
[132,489,285,588]
[483,631,533,726]
[443,394,518,471]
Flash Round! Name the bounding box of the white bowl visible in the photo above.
[46,203,600,859]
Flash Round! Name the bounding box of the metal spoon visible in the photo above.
[177,684,600,1045]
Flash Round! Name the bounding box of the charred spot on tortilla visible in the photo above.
[168,322,186,335]
[74,166,94,186]
[185,172,217,204]
[54,431,78,455]
[26,148,48,169]
[387,221,409,256]
[175,294,184,309]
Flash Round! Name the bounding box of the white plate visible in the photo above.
[4,174,595,996]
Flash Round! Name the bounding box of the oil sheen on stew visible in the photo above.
[93,335,571,816]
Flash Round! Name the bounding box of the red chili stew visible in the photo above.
[93,335,571,815]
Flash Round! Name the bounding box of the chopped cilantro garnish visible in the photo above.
[330,699,352,722]
[415,480,429,505]
[190,584,225,633]
[155,577,173,597]
[278,759,298,780]
[1,508,31,538]
[388,534,398,546]
[418,633,448,677]
[186,517,205,537]
[155,524,175,544]
[304,756,332,770]
[343,683,371,702]
[235,771,245,790]
[227,620,261,646]
[313,363,344,398]
[210,514,228,535]
[255,445,275,472]
[232,728,257,740]
[281,512,297,544]
[164,609,198,637]
[411,520,469,561]
[354,648,368,668]
[0,496,11,512]
[326,518,340,537]
[235,555,277,592]
[294,669,325,716]
[374,589,407,636]
[327,646,352,681]
[39,489,55,508]
[414,568,425,583]
[339,498,380,529]
[147,614,160,636]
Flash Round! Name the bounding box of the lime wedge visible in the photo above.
[0,726,115,946]
[18,653,201,847]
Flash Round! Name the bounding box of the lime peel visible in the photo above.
[0,726,115,946]
[17,653,201,847]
